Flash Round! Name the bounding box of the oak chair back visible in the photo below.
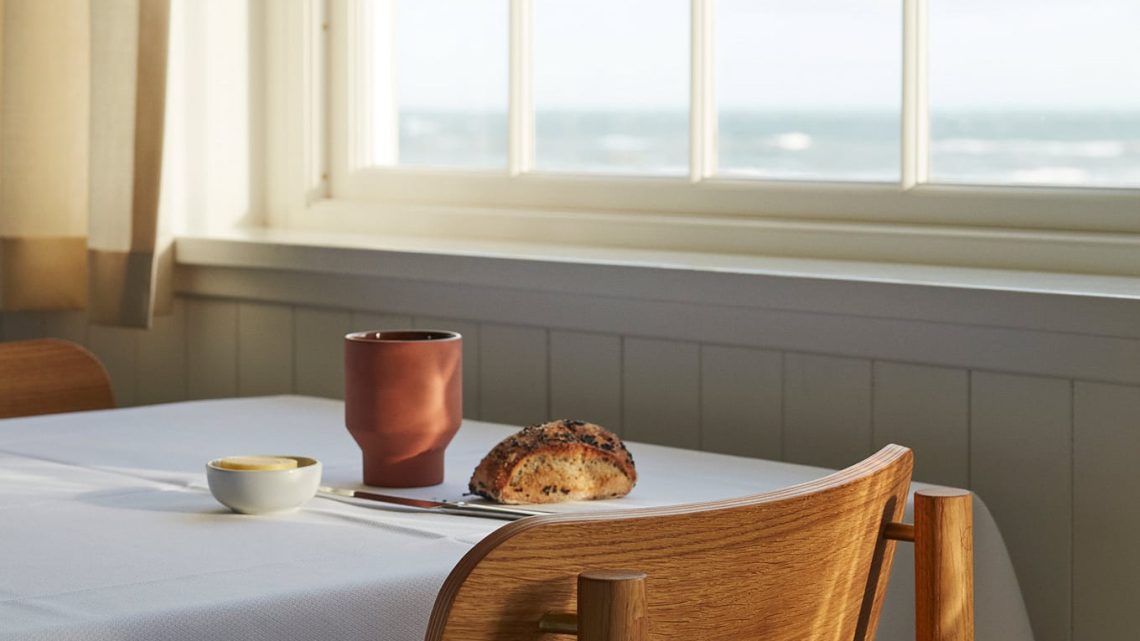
[0,339,115,419]
[426,444,922,641]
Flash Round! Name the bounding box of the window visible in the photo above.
[270,1,1140,277]
[929,0,1140,188]
[717,0,901,182]
[533,0,689,175]
[371,0,507,168]
[358,0,1138,188]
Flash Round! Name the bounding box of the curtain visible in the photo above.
[0,0,171,328]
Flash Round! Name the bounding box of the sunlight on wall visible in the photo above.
[161,0,257,238]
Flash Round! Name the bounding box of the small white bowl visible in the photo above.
[206,456,322,515]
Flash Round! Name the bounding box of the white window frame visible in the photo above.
[262,0,1140,278]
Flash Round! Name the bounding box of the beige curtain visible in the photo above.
[0,0,171,328]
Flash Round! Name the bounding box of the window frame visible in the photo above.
[263,0,1140,278]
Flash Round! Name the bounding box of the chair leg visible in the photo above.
[577,570,648,641]
[914,489,974,641]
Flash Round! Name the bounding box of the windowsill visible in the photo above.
[174,226,1140,340]
[176,225,1140,297]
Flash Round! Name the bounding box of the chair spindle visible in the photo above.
[914,489,974,641]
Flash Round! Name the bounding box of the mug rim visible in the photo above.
[345,329,462,343]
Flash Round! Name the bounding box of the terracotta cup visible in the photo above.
[344,330,462,487]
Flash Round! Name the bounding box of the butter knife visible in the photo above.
[318,486,550,520]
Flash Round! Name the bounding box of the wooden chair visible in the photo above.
[0,338,115,419]
[425,444,973,641]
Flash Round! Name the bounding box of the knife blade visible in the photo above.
[317,486,550,520]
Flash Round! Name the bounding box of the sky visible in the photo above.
[383,0,1140,112]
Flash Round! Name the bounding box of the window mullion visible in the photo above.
[362,0,396,168]
[690,0,716,183]
[509,0,534,176]
[902,0,929,189]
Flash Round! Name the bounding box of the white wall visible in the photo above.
[3,259,1139,641]
[161,0,261,239]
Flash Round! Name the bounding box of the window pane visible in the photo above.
[930,0,1140,187]
[717,0,901,182]
[533,0,689,175]
[372,0,507,169]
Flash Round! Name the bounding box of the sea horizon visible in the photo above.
[386,108,1140,187]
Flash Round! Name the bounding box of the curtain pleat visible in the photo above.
[0,0,90,311]
[87,0,171,327]
[0,0,171,328]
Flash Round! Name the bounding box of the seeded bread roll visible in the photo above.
[468,419,637,504]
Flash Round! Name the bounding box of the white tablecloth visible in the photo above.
[0,396,1033,641]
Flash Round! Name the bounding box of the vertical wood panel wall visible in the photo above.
[3,295,1134,641]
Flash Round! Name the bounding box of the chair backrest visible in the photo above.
[0,338,115,419]
[426,444,914,641]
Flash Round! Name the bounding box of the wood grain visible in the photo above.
[0,339,115,418]
[578,570,648,641]
[425,445,913,641]
[915,489,974,641]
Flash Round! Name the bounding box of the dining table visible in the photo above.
[0,395,1034,641]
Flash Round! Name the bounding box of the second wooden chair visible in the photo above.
[0,338,115,419]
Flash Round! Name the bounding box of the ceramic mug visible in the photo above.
[344,330,462,487]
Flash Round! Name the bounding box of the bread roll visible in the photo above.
[468,419,636,504]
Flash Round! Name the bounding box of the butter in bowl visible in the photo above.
[206,456,322,515]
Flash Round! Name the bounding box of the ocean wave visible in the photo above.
[599,134,649,153]
[1007,167,1091,184]
[933,138,1127,158]
[402,116,440,137]
[719,167,897,181]
[767,132,813,151]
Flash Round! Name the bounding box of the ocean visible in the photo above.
[393,110,1140,188]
